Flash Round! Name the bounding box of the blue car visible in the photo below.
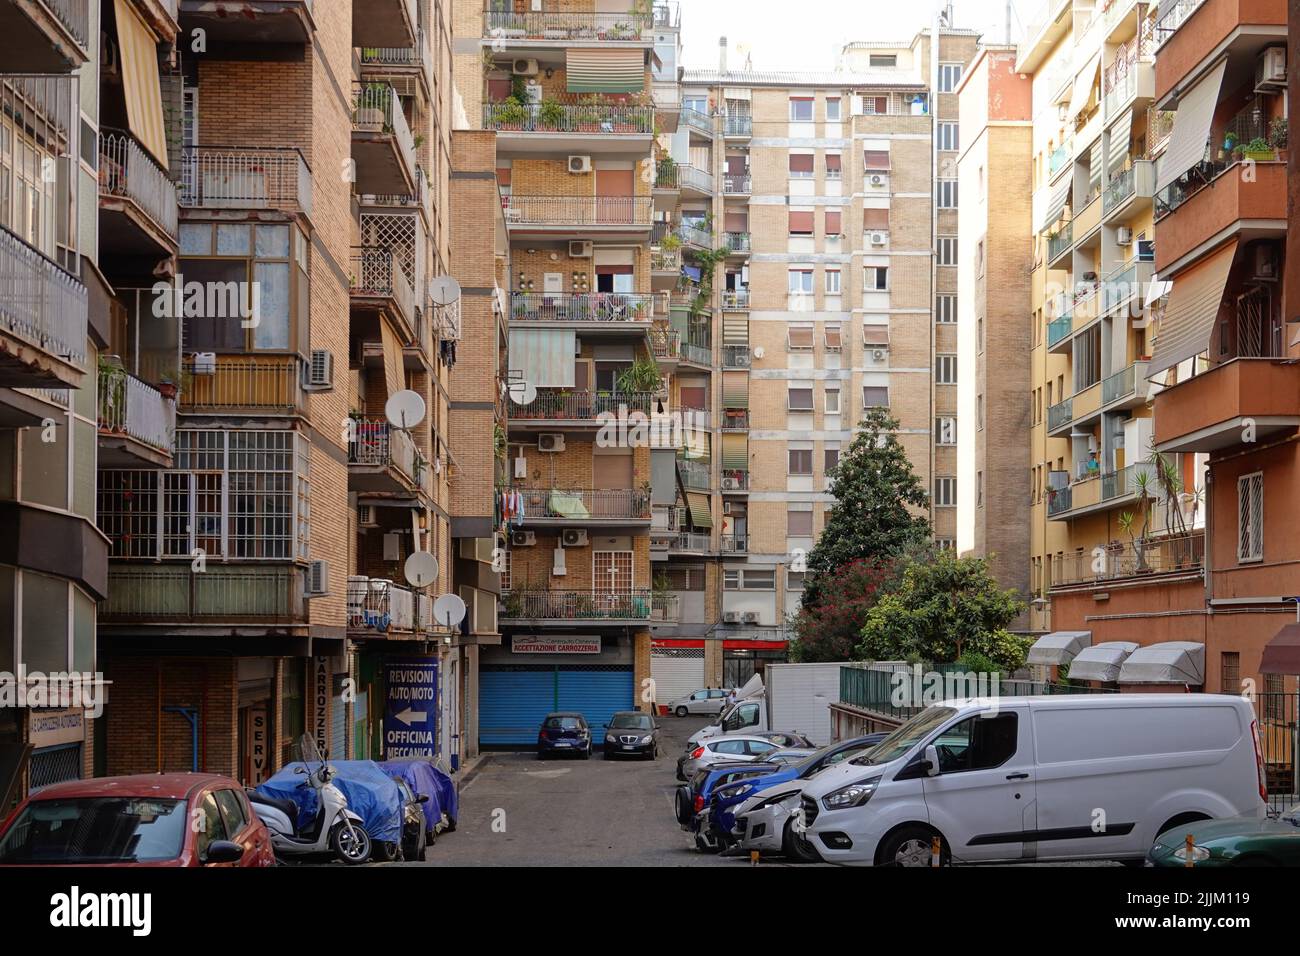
[675,762,780,852]
[536,712,593,759]
[705,733,891,847]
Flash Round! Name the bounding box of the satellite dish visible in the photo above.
[403,551,439,589]
[432,593,467,628]
[508,380,537,405]
[429,276,462,307]
[385,389,426,429]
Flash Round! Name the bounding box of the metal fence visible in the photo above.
[500,588,654,621]
[102,566,301,622]
[482,101,653,134]
[484,9,652,40]
[350,245,414,323]
[1255,692,1299,813]
[509,292,655,324]
[508,389,654,420]
[98,129,178,240]
[351,81,416,176]
[179,146,313,218]
[507,487,651,521]
[181,357,302,411]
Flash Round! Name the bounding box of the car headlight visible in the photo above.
[639,735,653,745]
[1171,843,1211,863]
[715,783,754,802]
[822,777,882,811]
[605,735,617,743]
[752,789,801,811]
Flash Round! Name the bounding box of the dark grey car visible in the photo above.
[602,711,661,760]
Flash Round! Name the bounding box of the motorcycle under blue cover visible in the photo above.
[257,760,403,845]
[379,760,458,832]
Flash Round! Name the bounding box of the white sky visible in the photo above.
[678,0,1035,72]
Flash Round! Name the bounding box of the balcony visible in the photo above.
[1051,532,1205,588]
[0,0,89,69]
[348,419,431,497]
[678,164,714,195]
[354,0,415,47]
[483,9,653,43]
[178,0,314,45]
[1101,259,1152,318]
[724,115,752,137]
[1046,484,1073,517]
[720,534,748,554]
[97,366,176,467]
[179,355,304,415]
[0,225,88,388]
[350,246,416,336]
[722,345,751,368]
[721,290,750,310]
[651,246,681,275]
[649,326,680,364]
[679,341,711,366]
[504,487,651,525]
[98,130,179,263]
[720,410,749,431]
[351,82,417,196]
[677,222,712,248]
[1100,360,1150,410]
[1102,32,1155,120]
[1048,139,1073,179]
[1102,159,1154,220]
[1153,0,1284,102]
[499,589,654,624]
[666,531,712,553]
[360,26,432,94]
[682,108,713,136]
[1154,358,1300,454]
[720,469,749,492]
[650,593,680,622]
[483,101,654,144]
[722,174,752,196]
[1046,315,1072,349]
[1046,396,1073,435]
[1046,221,1073,266]
[347,578,421,635]
[508,389,654,426]
[509,292,655,330]
[100,565,303,625]
[503,195,653,233]
[676,458,710,491]
[1154,160,1285,274]
[723,231,750,254]
[179,146,313,220]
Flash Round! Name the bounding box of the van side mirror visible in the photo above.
[924,745,941,777]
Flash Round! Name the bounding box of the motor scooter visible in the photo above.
[248,734,372,864]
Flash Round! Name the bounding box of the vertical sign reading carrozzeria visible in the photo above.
[311,656,330,757]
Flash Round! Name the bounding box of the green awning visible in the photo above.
[567,48,645,94]
[686,492,712,529]
[721,433,748,470]
[721,371,748,409]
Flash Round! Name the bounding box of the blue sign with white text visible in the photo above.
[383,659,439,759]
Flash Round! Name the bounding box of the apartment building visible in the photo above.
[954,46,1033,626]
[453,0,680,745]
[0,0,105,793]
[642,27,977,692]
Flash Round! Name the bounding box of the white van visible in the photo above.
[755,695,1266,866]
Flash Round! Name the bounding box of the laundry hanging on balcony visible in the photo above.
[566,48,645,94]
[112,0,169,168]
[499,488,525,527]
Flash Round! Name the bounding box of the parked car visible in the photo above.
[537,712,592,759]
[0,773,275,867]
[791,695,1265,866]
[1148,806,1300,867]
[676,763,780,853]
[380,759,457,837]
[667,688,732,717]
[678,734,812,781]
[603,711,661,759]
[392,777,430,861]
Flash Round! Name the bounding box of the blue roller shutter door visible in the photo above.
[479,669,557,746]
[558,668,634,742]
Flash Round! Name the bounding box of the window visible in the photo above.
[938,63,963,93]
[825,269,841,294]
[194,794,229,860]
[864,266,888,291]
[787,508,813,536]
[864,149,891,170]
[787,570,806,590]
[977,471,984,507]
[823,324,842,352]
[787,208,814,235]
[1073,325,1102,391]
[935,294,956,323]
[499,548,512,591]
[935,537,955,552]
[937,237,957,265]
[976,239,985,277]
[825,97,842,121]
[932,713,1019,773]
[862,385,889,409]
[1264,674,1286,718]
[787,324,814,350]
[824,446,840,474]
[864,207,890,232]
[787,387,814,411]
[937,179,958,208]
[934,477,957,507]
[1220,652,1240,693]
[788,269,813,294]
[724,569,775,590]
[788,448,813,475]
[869,54,897,68]
[936,354,957,384]
[862,95,890,115]
[824,387,841,414]
[936,417,956,445]
[937,121,959,152]
[214,789,248,837]
[788,153,815,178]
[789,97,814,122]
[1237,472,1263,562]
[683,96,708,114]
[824,209,842,236]
[824,153,842,180]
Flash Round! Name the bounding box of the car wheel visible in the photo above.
[675,706,688,717]
[674,787,693,826]
[372,840,400,863]
[877,826,948,868]
[581,745,591,759]
[410,825,427,862]
[782,818,823,864]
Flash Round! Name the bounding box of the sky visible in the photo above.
[678,0,1035,72]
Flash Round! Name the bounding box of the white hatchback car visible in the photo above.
[667,688,731,717]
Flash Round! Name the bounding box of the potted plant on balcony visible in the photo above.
[356,83,390,131]
[575,95,603,133]
[1242,137,1276,162]
[616,357,663,400]
[1269,117,1288,159]
[538,97,565,131]
[492,97,528,131]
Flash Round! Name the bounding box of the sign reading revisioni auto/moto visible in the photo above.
[511,636,601,654]
[383,659,438,759]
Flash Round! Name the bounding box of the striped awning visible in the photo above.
[1108,108,1133,172]
[567,48,645,94]
[114,0,168,168]
[1069,52,1100,120]
[1156,58,1226,195]
[721,433,748,470]
[685,492,712,529]
[721,371,748,408]
[1147,240,1237,379]
[722,316,749,346]
[1039,174,1072,233]
[1088,137,1102,189]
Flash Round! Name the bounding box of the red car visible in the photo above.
[0,773,275,867]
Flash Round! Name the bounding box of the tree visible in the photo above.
[800,408,931,609]
[788,558,895,662]
[857,551,1030,671]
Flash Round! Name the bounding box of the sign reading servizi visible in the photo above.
[511,636,601,654]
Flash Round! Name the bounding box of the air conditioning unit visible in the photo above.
[1253,243,1280,280]
[1116,226,1133,245]
[722,611,740,623]
[538,433,565,452]
[512,58,539,76]
[551,547,567,576]
[357,504,378,527]
[568,155,593,174]
[306,349,333,389]
[510,530,536,547]
[191,352,216,375]
[561,528,588,547]
[869,174,885,186]
[872,348,887,361]
[742,611,760,624]
[870,232,887,245]
[569,239,594,257]
[721,476,740,490]
[305,559,330,597]
[1256,46,1286,91]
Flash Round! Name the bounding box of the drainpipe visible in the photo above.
[163,706,200,773]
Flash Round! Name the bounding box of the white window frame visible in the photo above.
[1237,472,1264,562]
[936,294,957,323]
[788,97,814,122]
[788,269,814,294]
[937,236,958,266]
[937,179,958,208]
[825,97,842,121]
[864,265,889,291]
[825,268,841,294]
[786,322,815,351]
[934,477,957,507]
[936,416,957,445]
[936,353,958,385]
[938,62,963,93]
[824,386,841,415]
[937,121,959,152]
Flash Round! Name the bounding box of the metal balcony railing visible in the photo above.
[678,164,714,192]
[669,532,712,551]
[655,163,679,188]
[1153,0,1207,46]
[0,225,87,368]
[348,419,427,487]
[720,534,748,553]
[179,146,313,217]
[97,367,175,454]
[1046,396,1073,432]
[722,173,751,193]
[509,389,654,420]
[1049,139,1073,177]
[1100,461,1158,501]
[653,3,681,28]
[506,487,651,521]
[720,469,749,490]
[680,341,711,365]
[181,357,302,412]
[1046,485,1072,516]
[722,345,751,368]
[1102,164,1136,214]
[724,115,752,136]
[721,290,750,310]
[503,194,653,227]
[723,231,750,253]
[98,129,178,241]
[350,246,414,324]
[40,0,90,47]
[677,458,710,490]
[101,566,301,622]
[649,327,680,360]
[484,9,652,41]
[1051,532,1205,586]
[1102,362,1139,405]
[681,107,713,134]
[482,101,654,134]
[352,81,417,179]
[499,589,654,621]
[651,246,681,271]
[509,292,655,324]
[650,593,680,622]
[1045,314,1070,349]
[1148,107,1176,156]
[360,25,430,72]
[1046,221,1073,261]
[347,578,418,632]
[720,410,749,430]
[677,222,712,247]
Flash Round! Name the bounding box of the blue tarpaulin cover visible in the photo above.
[379,760,457,833]
[256,760,403,845]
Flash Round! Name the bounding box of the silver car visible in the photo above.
[679,735,813,779]
[667,688,731,717]
[731,782,805,855]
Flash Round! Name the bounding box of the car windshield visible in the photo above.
[609,714,651,730]
[0,797,188,864]
[545,716,583,730]
[851,706,958,766]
